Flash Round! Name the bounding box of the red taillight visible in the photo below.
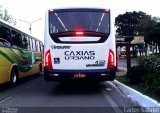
[107,49,114,69]
[45,50,52,69]
[75,32,84,36]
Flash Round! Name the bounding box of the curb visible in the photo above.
[113,80,160,107]
[116,66,160,107]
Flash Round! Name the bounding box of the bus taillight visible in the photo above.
[45,50,52,69]
[107,49,114,69]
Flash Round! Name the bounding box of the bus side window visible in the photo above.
[22,34,25,49]
[17,32,23,48]
[29,37,33,51]
[22,34,29,50]
[36,41,40,52]
[12,30,18,48]
[0,25,11,46]
[40,42,44,53]
[32,39,36,52]
[0,25,3,45]
[26,36,30,51]
[12,30,23,49]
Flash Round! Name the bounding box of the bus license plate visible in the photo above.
[74,73,86,78]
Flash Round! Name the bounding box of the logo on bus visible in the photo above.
[54,58,60,64]
[64,51,95,60]
[51,45,71,49]
[86,60,106,67]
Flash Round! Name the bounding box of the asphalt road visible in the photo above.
[0,73,135,113]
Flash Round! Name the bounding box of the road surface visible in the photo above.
[0,73,136,113]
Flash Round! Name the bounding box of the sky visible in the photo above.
[1,0,160,42]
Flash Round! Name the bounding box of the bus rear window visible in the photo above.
[49,9,110,35]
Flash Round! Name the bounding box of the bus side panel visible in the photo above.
[0,47,42,84]
[16,50,42,78]
[0,52,11,84]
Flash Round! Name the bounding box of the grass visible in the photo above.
[116,76,160,103]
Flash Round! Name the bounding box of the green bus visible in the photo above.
[0,19,43,84]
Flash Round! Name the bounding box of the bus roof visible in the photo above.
[48,8,110,12]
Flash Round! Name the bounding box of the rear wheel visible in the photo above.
[10,67,18,84]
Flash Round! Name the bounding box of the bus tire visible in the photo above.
[10,67,19,84]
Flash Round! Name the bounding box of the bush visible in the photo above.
[128,55,160,94]
[138,55,160,73]
[143,73,160,94]
[127,65,147,84]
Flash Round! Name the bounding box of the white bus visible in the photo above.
[44,8,116,81]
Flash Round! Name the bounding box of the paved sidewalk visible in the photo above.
[116,67,127,76]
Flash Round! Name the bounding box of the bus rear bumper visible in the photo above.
[44,67,116,81]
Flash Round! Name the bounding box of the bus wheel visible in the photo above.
[10,67,18,84]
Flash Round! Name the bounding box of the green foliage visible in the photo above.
[138,55,160,72]
[138,56,160,94]
[0,6,16,25]
[146,23,160,46]
[115,11,160,54]
[115,11,149,36]
[127,65,147,84]
[116,76,160,102]
[128,56,160,94]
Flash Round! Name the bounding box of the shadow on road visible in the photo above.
[51,81,101,95]
[0,74,41,92]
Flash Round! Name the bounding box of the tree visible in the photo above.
[115,11,149,36]
[0,6,16,25]
[115,11,160,55]
[146,22,160,53]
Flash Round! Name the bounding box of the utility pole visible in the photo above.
[126,43,131,70]
[18,18,42,34]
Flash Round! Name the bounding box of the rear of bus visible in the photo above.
[44,8,116,81]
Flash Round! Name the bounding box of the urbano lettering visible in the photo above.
[64,51,95,60]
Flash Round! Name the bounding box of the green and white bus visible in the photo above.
[0,19,43,84]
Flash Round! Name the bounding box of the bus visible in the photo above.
[0,19,43,84]
[44,8,116,81]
